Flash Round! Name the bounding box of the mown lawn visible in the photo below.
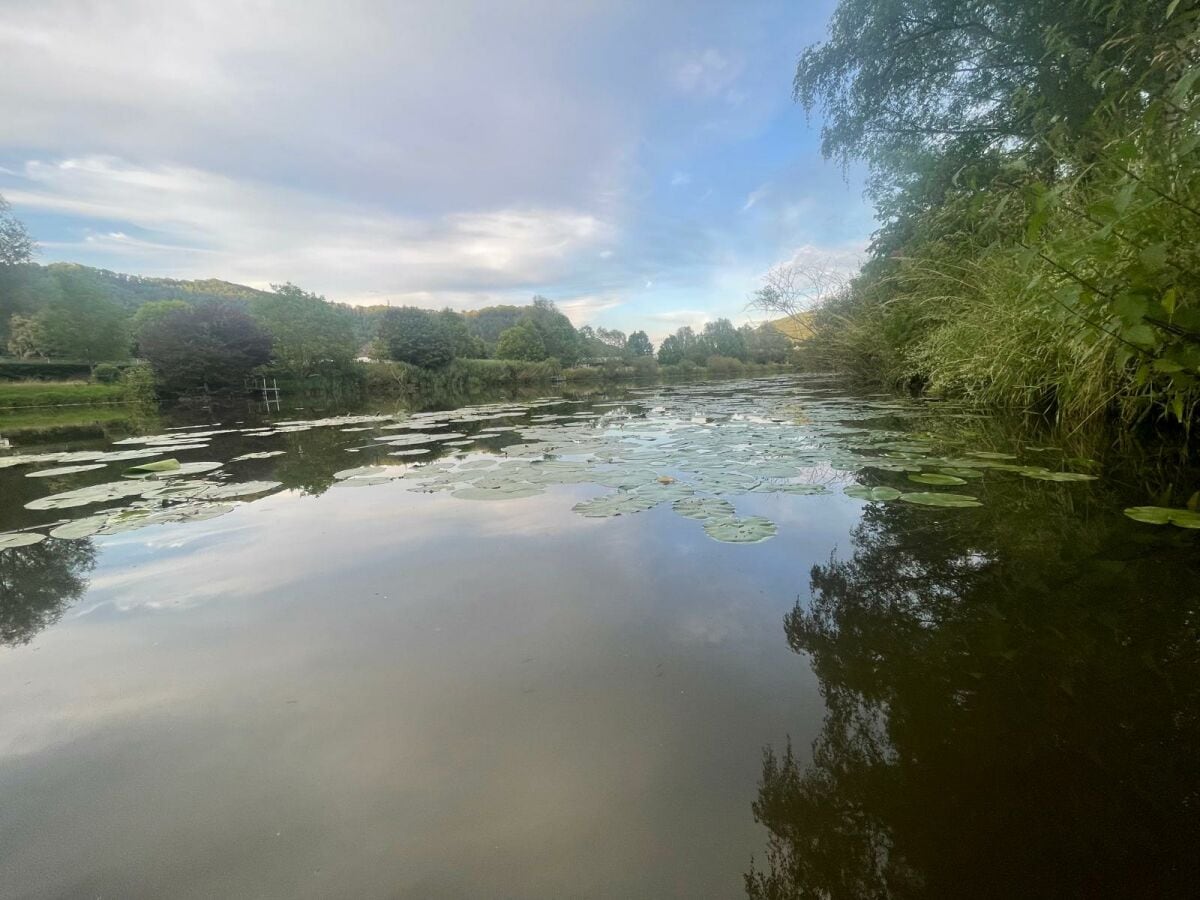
[0,380,129,409]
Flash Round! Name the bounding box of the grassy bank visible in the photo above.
[0,380,132,410]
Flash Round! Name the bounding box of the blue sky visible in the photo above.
[0,0,872,340]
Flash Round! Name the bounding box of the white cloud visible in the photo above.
[555,294,626,325]
[741,183,769,212]
[8,156,613,306]
[670,171,691,187]
[669,49,742,98]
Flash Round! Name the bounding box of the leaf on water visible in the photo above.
[0,531,46,550]
[844,485,902,501]
[937,467,983,480]
[125,458,181,474]
[1123,506,1200,529]
[899,491,983,508]
[195,481,282,500]
[26,480,150,510]
[672,497,735,520]
[908,473,968,486]
[965,451,1017,460]
[333,466,402,480]
[49,516,109,540]
[231,451,286,461]
[26,463,108,478]
[702,515,777,544]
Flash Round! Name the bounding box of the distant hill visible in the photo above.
[38,262,276,311]
[771,313,816,341]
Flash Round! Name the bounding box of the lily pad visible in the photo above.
[125,458,181,474]
[231,451,286,461]
[899,491,983,508]
[844,485,902,501]
[0,531,46,550]
[26,463,108,478]
[672,497,736,520]
[908,473,968,486]
[1123,506,1200,529]
[702,515,778,544]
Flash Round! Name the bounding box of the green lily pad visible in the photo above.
[844,485,902,501]
[938,468,984,480]
[26,463,108,478]
[966,451,1017,460]
[672,497,736,520]
[1123,506,1200,529]
[899,492,983,508]
[125,458,181,474]
[0,531,46,550]
[908,473,968,486]
[702,515,778,544]
[572,493,660,517]
[26,480,150,510]
[49,516,110,539]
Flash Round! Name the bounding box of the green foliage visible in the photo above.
[377,306,456,368]
[625,330,654,357]
[139,303,273,396]
[251,283,358,376]
[795,0,1200,427]
[0,195,34,267]
[0,381,128,409]
[90,363,120,384]
[496,321,547,361]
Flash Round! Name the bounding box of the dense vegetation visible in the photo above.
[776,0,1200,430]
[0,197,798,401]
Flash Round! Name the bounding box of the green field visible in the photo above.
[0,380,130,410]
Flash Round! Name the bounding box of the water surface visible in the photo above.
[1,377,1197,898]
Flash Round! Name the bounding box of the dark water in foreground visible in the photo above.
[0,376,1197,899]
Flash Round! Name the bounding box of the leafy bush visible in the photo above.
[91,363,121,383]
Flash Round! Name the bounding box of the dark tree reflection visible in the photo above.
[0,539,96,646]
[748,497,1200,899]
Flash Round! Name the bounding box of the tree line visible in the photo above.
[762,0,1200,429]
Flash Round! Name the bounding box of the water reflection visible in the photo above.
[748,479,1200,898]
[0,539,96,646]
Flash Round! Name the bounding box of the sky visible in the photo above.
[0,0,873,341]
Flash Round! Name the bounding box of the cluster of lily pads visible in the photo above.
[0,376,1147,553]
[321,379,1107,542]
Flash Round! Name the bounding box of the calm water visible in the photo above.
[0,376,1197,899]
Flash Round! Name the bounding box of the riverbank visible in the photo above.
[0,380,133,410]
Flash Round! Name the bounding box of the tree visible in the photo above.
[438,308,488,358]
[701,318,747,361]
[376,306,456,368]
[596,327,627,351]
[464,305,526,350]
[37,273,130,363]
[741,322,793,364]
[525,296,581,364]
[749,261,842,337]
[657,326,697,365]
[251,283,357,376]
[0,195,34,267]
[6,314,48,359]
[625,330,654,357]
[139,302,272,395]
[496,321,547,361]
